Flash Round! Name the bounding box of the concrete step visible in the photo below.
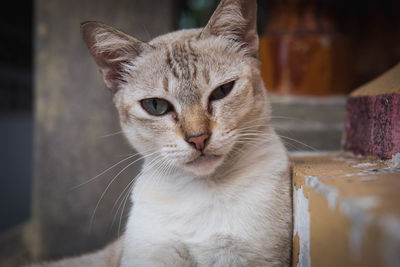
[292,152,400,267]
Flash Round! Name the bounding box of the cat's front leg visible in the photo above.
[120,241,196,267]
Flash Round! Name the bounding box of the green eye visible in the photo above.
[209,81,235,101]
[141,98,173,116]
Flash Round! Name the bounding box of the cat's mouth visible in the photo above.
[185,154,223,174]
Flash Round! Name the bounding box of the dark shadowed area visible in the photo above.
[0,0,33,232]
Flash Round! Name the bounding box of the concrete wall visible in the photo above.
[28,0,176,261]
[270,95,346,152]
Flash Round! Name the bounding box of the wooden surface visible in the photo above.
[258,1,353,96]
[260,34,352,96]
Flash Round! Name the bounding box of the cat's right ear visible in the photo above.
[200,0,258,58]
[81,22,149,93]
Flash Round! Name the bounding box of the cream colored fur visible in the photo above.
[30,0,292,266]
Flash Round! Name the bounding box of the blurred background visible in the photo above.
[0,0,399,265]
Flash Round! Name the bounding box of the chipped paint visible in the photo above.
[391,153,400,168]
[353,162,377,168]
[293,185,311,267]
[380,215,400,267]
[306,174,381,258]
[293,233,300,266]
[340,196,380,258]
[306,176,339,209]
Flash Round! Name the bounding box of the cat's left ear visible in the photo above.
[200,0,258,57]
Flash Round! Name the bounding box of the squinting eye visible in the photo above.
[209,81,235,102]
[141,98,173,116]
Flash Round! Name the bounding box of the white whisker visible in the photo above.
[116,154,167,236]
[98,130,124,138]
[89,150,159,232]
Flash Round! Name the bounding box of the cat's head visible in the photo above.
[82,0,270,176]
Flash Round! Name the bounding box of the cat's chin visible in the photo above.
[184,154,223,176]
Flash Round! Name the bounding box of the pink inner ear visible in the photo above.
[101,67,125,92]
[96,50,130,91]
[81,22,148,92]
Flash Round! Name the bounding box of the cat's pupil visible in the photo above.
[209,81,235,101]
[141,98,171,116]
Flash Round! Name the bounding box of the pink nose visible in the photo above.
[187,134,209,151]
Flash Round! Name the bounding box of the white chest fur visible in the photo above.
[121,140,291,266]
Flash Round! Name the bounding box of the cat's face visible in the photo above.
[82,0,268,176]
[115,31,267,175]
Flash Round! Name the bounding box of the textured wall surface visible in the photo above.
[29,0,175,261]
[344,93,400,159]
[344,62,400,159]
[270,95,346,152]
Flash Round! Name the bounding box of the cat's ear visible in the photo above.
[81,22,150,92]
[200,0,258,57]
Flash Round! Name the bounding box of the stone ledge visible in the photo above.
[292,152,400,267]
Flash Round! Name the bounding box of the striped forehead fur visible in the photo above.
[113,30,256,109]
[120,32,254,87]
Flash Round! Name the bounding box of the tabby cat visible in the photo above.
[32,0,292,266]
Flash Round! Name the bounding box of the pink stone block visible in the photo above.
[344,93,400,159]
